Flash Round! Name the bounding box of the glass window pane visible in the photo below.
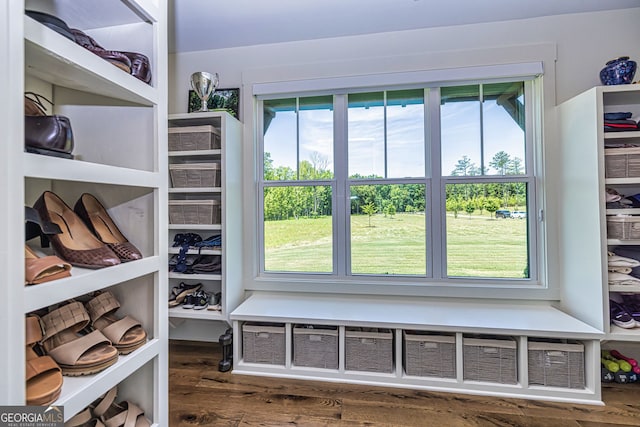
[348,92,384,178]
[300,96,334,179]
[264,98,297,180]
[445,183,529,278]
[441,85,481,177]
[350,184,426,275]
[387,89,425,178]
[263,185,332,272]
[483,82,526,176]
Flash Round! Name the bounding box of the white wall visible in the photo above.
[169,8,640,113]
[167,7,640,305]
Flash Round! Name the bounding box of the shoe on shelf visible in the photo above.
[38,301,119,376]
[610,300,636,329]
[25,245,72,285]
[182,293,197,309]
[84,291,147,355]
[64,407,105,427]
[91,386,151,427]
[25,316,63,406]
[620,294,640,327]
[168,282,202,307]
[25,205,62,242]
[33,191,121,269]
[206,291,222,311]
[192,290,210,310]
[74,193,143,263]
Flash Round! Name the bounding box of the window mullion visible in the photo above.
[333,94,349,276]
[427,87,442,279]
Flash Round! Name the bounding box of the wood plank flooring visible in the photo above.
[169,340,640,426]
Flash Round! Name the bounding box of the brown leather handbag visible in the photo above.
[24,93,74,159]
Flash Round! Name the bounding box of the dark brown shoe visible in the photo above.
[120,52,152,84]
[74,193,143,262]
[33,191,121,269]
[69,28,132,73]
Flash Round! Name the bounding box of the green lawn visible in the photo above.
[264,212,528,278]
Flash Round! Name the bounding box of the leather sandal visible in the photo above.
[39,301,119,376]
[65,408,106,427]
[33,191,121,269]
[25,316,63,406]
[25,245,72,285]
[84,292,147,355]
[92,387,151,427]
[168,282,202,307]
[74,193,142,263]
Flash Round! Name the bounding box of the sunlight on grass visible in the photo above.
[264,212,528,278]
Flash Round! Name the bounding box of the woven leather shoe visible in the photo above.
[74,193,143,262]
[33,191,120,269]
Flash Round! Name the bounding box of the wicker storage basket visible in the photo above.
[242,323,286,366]
[528,340,585,389]
[293,325,338,369]
[168,125,220,151]
[170,162,221,188]
[345,328,393,373]
[169,200,220,224]
[403,332,456,378]
[607,216,640,240]
[463,336,517,384]
[605,147,640,178]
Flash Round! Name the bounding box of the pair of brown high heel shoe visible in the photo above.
[32,191,142,269]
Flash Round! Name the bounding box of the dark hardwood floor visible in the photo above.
[169,340,640,426]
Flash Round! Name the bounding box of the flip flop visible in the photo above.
[25,316,63,405]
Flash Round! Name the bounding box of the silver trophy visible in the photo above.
[190,72,219,112]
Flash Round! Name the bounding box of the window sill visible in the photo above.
[248,275,559,301]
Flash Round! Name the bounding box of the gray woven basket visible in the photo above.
[403,332,456,378]
[345,328,393,373]
[170,162,221,188]
[242,323,286,365]
[605,147,640,178]
[463,336,517,384]
[293,325,338,369]
[168,125,220,151]
[168,200,220,224]
[528,340,584,389]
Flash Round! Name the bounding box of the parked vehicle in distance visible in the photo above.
[495,210,511,218]
[511,211,527,219]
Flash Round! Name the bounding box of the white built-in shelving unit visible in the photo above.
[558,85,640,393]
[0,0,167,424]
[167,112,243,341]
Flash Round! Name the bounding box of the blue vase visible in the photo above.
[600,56,637,85]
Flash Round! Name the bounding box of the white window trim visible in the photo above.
[242,45,559,301]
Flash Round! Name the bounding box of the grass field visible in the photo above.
[264,212,528,278]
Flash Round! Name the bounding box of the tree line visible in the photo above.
[263,151,526,221]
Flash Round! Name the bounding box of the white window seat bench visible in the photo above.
[230,292,604,405]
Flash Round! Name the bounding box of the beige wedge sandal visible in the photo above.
[84,292,147,355]
[40,301,119,376]
[92,386,151,427]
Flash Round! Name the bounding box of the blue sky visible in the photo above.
[264,98,524,178]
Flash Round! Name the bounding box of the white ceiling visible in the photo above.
[168,0,640,53]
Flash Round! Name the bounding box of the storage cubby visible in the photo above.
[167,112,243,341]
[231,293,601,404]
